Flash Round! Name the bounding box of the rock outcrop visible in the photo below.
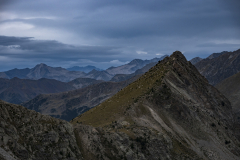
[0,100,82,160]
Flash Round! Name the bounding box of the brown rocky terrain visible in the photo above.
[71,51,240,159]
[194,49,240,85]
[0,100,83,160]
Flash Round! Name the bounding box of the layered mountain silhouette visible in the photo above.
[67,65,103,73]
[0,78,74,104]
[0,63,86,82]
[1,51,240,159]
[0,56,167,82]
[23,75,141,121]
[0,77,103,104]
[194,49,240,85]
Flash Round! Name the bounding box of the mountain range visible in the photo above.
[0,56,167,82]
[0,77,103,104]
[67,65,103,73]
[1,51,240,159]
[193,49,240,85]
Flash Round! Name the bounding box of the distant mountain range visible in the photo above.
[0,77,103,104]
[67,65,103,73]
[0,55,167,82]
[0,63,86,82]
[23,75,141,121]
[193,49,240,85]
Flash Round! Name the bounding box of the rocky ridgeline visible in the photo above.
[72,51,240,159]
[0,100,82,160]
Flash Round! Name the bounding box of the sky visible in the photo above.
[0,0,240,71]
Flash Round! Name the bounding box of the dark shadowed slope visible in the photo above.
[71,51,240,160]
[216,71,240,139]
[0,78,75,104]
[194,49,240,85]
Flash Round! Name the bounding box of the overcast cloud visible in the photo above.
[0,0,239,71]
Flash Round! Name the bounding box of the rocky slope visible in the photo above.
[194,49,240,85]
[215,71,240,139]
[0,78,75,104]
[85,70,113,81]
[23,75,141,121]
[0,100,83,160]
[190,57,202,65]
[71,51,240,160]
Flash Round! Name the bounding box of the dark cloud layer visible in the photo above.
[0,0,239,71]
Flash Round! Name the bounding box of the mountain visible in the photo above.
[106,55,168,75]
[0,63,86,82]
[215,71,240,139]
[27,63,86,82]
[67,77,103,89]
[0,100,82,159]
[0,77,75,104]
[85,69,113,81]
[67,65,103,73]
[190,57,202,64]
[194,49,240,85]
[206,51,227,59]
[71,51,240,159]
[110,61,159,82]
[23,75,141,121]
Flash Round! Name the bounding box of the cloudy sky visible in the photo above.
[0,0,239,71]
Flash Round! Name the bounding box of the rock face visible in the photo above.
[194,49,240,85]
[72,51,240,160]
[0,100,82,160]
[0,78,75,104]
[22,75,141,121]
[190,57,202,65]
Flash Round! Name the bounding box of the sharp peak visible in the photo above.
[169,51,187,61]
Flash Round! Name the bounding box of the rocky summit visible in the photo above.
[72,51,240,159]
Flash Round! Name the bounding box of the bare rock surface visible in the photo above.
[0,100,83,160]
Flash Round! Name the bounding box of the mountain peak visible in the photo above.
[170,50,187,61]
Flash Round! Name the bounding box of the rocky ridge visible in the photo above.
[72,51,240,160]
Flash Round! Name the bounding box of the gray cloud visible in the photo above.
[0,0,239,71]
